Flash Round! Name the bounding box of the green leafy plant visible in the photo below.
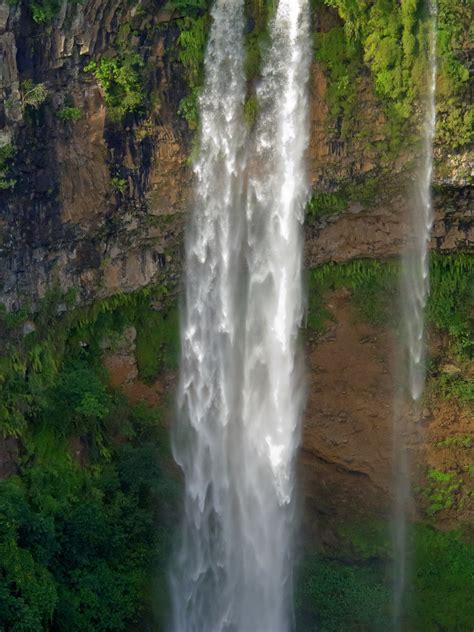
[0,144,16,191]
[306,190,348,221]
[21,80,48,109]
[110,177,128,195]
[84,54,145,120]
[176,15,209,128]
[57,106,82,123]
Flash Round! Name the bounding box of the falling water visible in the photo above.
[393,1,438,627]
[240,0,310,629]
[169,1,247,629]
[170,0,310,629]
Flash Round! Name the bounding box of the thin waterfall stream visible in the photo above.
[392,1,438,628]
[170,1,310,630]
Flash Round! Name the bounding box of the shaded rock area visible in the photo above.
[0,0,190,309]
[0,436,19,478]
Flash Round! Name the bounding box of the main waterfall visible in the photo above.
[392,1,438,628]
[170,0,310,630]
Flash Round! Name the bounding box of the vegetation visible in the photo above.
[312,0,471,152]
[21,80,48,109]
[420,468,462,515]
[307,253,473,355]
[0,286,180,629]
[296,522,474,631]
[296,555,390,630]
[84,54,145,120]
[0,284,178,439]
[110,176,128,195]
[306,258,399,330]
[57,106,82,123]
[175,14,210,128]
[0,144,16,191]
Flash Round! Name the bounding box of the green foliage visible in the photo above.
[305,520,474,630]
[295,555,390,631]
[0,281,180,628]
[436,434,473,449]
[336,519,390,561]
[427,253,473,358]
[243,94,259,128]
[57,106,82,123]
[313,24,362,134]
[84,54,145,120]
[318,0,471,151]
[166,0,209,16]
[306,254,473,359]
[307,259,398,331]
[21,80,48,109]
[177,87,202,130]
[176,15,209,128]
[430,373,474,404]
[0,429,176,631]
[420,468,461,515]
[410,525,474,631]
[306,190,348,221]
[110,176,128,195]
[0,143,16,191]
[135,307,180,382]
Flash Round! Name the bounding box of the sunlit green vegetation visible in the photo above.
[84,54,145,120]
[312,0,471,151]
[307,253,474,358]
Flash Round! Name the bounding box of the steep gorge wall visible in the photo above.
[0,0,472,310]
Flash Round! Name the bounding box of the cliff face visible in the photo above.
[0,0,472,536]
[0,0,472,309]
[0,0,189,310]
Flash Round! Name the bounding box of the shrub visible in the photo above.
[57,106,82,123]
[84,54,145,119]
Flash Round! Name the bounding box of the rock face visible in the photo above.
[0,0,190,310]
[0,0,472,310]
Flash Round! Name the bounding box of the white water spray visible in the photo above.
[170,0,310,630]
[393,1,437,627]
[240,1,311,629]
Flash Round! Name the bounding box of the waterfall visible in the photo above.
[393,1,438,627]
[169,1,248,629]
[239,1,310,629]
[170,0,310,629]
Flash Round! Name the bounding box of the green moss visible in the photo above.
[306,190,348,221]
